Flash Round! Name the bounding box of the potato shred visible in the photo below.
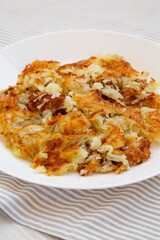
[0,54,160,176]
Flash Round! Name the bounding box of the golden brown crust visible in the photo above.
[0,86,20,109]
[27,92,65,112]
[99,57,138,78]
[20,60,60,77]
[123,137,151,165]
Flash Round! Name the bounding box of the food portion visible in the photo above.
[0,54,160,176]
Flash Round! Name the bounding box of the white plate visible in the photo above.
[0,30,160,189]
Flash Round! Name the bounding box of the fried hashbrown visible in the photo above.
[0,54,160,176]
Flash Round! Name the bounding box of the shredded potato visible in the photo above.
[0,54,160,176]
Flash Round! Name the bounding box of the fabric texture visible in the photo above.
[0,0,160,239]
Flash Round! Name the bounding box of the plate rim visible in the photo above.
[0,29,160,54]
[1,164,159,189]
